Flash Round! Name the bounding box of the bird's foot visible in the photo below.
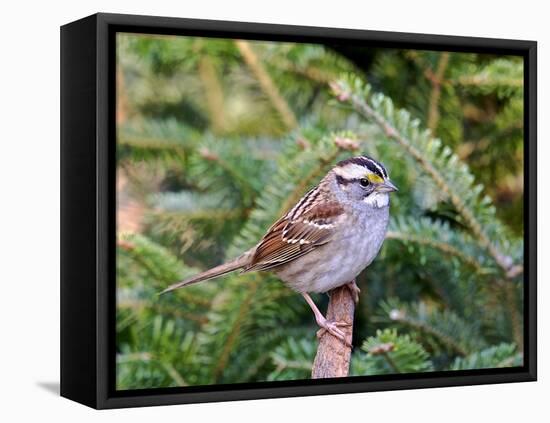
[301,292,352,347]
[346,280,361,304]
[315,317,352,348]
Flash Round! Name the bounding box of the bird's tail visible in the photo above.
[160,253,251,295]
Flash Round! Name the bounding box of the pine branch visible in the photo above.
[386,230,482,272]
[118,298,209,325]
[118,135,187,157]
[235,40,298,130]
[211,280,259,382]
[376,299,487,357]
[450,343,522,370]
[277,61,335,84]
[116,36,526,388]
[117,316,199,389]
[501,280,523,351]
[278,144,345,214]
[453,59,524,98]
[330,78,517,275]
[268,337,316,381]
[359,329,434,374]
[117,118,199,164]
[426,52,450,132]
[160,362,187,386]
[117,234,212,307]
[386,216,490,274]
[312,285,355,378]
[197,53,226,134]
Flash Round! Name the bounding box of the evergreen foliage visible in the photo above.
[116,33,524,389]
[356,328,434,374]
[450,343,523,370]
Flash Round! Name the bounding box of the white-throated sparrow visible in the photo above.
[162,155,397,344]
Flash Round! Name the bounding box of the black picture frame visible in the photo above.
[60,12,537,409]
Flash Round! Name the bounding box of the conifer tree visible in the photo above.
[116,34,524,388]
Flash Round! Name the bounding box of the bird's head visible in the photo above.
[330,155,398,208]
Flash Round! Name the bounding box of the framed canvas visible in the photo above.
[60,12,537,409]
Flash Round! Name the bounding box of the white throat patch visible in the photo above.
[364,192,390,208]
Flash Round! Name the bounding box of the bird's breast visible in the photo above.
[276,207,389,293]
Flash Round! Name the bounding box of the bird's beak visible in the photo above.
[376,180,398,193]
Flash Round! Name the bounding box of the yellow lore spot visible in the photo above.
[366,173,384,184]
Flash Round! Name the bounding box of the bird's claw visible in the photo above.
[346,280,361,304]
[316,320,352,348]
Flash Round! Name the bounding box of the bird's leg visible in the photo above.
[301,293,352,347]
[345,279,361,304]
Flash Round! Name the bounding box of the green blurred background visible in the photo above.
[116,33,524,390]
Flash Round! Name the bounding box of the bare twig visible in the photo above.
[116,67,129,125]
[426,52,450,132]
[235,40,298,130]
[501,280,523,351]
[276,61,335,84]
[198,54,226,134]
[457,75,523,88]
[312,285,355,378]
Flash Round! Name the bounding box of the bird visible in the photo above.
[161,155,398,344]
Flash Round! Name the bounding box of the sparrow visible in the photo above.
[162,156,398,344]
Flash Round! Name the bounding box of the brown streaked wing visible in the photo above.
[243,201,345,272]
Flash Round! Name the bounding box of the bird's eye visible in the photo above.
[359,178,370,187]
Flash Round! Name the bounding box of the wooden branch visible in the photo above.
[198,55,226,134]
[311,285,355,378]
[116,67,128,125]
[501,280,523,352]
[426,52,450,132]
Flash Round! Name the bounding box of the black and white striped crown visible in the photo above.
[335,156,388,180]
